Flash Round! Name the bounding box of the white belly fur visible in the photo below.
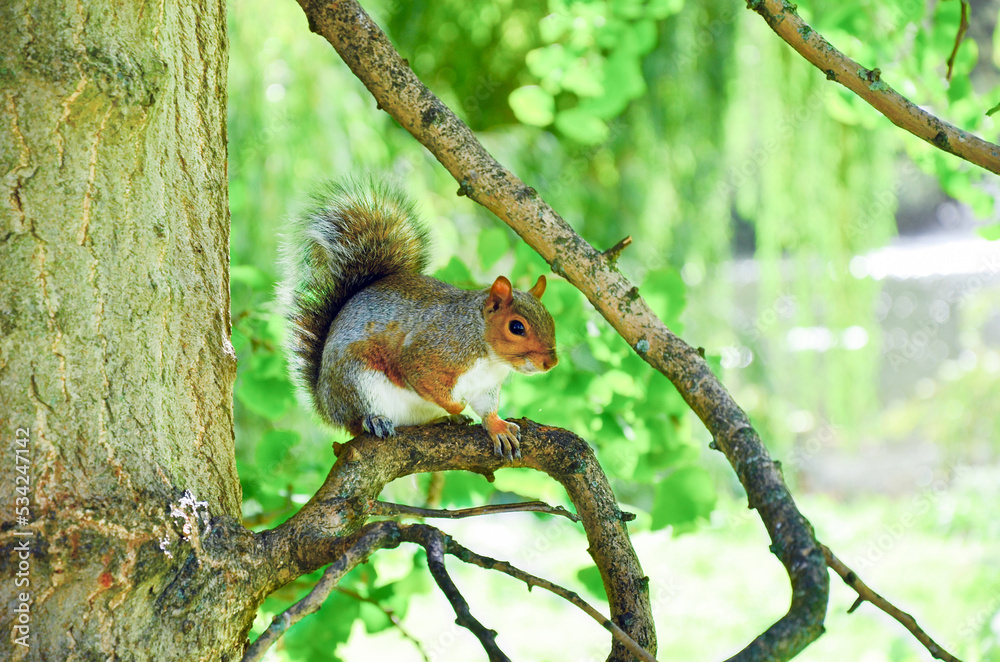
[452,356,511,417]
[357,355,512,425]
[358,370,447,425]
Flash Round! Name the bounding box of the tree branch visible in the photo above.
[259,421,656,661]
[251,517,656,662]
[821,544,963,662]
[372,499,580,522]
[293,1,829,659]
[747,0,1000,174]
[244,522,403,662]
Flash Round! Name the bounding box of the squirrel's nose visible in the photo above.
[543,353,559,371]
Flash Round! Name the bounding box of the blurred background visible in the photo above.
[226,0,1000,660]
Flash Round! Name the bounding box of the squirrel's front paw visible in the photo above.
[362,414,396,438]
[484,414,521,461]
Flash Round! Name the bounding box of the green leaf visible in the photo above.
[612,19,657,56]
[371,548,420,588]
[492,467,568,504]
[824,89,866,126]
[704,353,723,378]
[383,557,431,602]
[562,370,596,396]
[359,600,391,633]
[255,429,300,472]
[249,348,288,378]
[633,417,697,482]
[994,12,1000,69]
[555,108,610,145]
[947,74,973,104]
[646,0,685,19]
[432,256,476,288]
[606,370,644,397]
[280,589,359,659]
[952,37,978,78]
[440,471,494,508]
[603,50,646,102]
[357,575,427,634]
[231,326,250,353]
[230,264,271,289]
[264,312,287,343]
[509,85,555,126]
[578,85,632,121]
[978,223,1000,240]
[359,582,408,635]
[576,565,607,601]
[599,435,640,479]
[561,58,605,98]
[236,360,297,421]
[641,268,687,326]
[513,239,551,277]
[639,378,687,420]
[525,44,571,81]
[539,12,571,43]
[477,227,510,269]
[651,466,717,530]
[611,0,645,20]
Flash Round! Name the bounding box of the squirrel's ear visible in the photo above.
[487,276,514,312]
[528,275,546,299]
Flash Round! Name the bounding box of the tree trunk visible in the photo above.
[1,1,252,658]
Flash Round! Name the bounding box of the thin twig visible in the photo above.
[603,236,633,265]
[406,525,511,662]
[335,586,431,662]
[373,499,580,522]
[821,544,963,662]
[439,531,660,662]
[946,1,970,81]
[243,523,400,662]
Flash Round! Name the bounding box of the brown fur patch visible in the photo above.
[349,322,407,388]
[409,370,464,415]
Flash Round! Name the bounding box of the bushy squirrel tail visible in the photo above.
[279,177,431,409]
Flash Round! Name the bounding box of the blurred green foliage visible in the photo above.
[227,0,999,658]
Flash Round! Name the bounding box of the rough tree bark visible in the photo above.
[0,0,258,659]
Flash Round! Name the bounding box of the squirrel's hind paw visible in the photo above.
[362,414,396,438]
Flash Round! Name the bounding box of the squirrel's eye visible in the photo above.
[509,320,526,336]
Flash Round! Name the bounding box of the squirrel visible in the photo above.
[280,177,559,460]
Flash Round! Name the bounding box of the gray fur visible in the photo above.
[278,177,430,424]
[317,274,492,427]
